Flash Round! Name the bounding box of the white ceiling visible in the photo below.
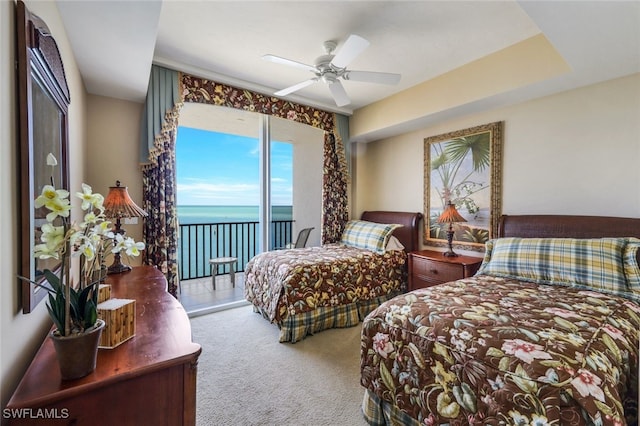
[57,1,639,127]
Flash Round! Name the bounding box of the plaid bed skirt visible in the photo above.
[251,292,400,343]
[361,389,419,426]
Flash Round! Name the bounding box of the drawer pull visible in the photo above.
[430,269,438,274]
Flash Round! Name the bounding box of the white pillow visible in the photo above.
[385,235,405,252]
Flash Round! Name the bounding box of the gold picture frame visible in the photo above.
[423,121,503,252]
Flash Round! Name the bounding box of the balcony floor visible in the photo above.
[178,272,250,318]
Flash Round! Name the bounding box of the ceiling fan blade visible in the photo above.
[330,34,370,69]
[328,80,350,107]
[274,79,317,96]
[262,54,316,73]
[344,70,401,85]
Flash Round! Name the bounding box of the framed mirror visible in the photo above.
[423,121,502,252]
[16,1,71,313]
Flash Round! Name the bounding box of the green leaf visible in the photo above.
[43,269,61,292]
[46,301,63,332]
[83,300,97,329]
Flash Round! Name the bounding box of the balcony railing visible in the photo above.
[178,220,294,281]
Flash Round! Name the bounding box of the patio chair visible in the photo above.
[279,227,314,249]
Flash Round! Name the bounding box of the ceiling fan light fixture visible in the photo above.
[321,72,337,84]
[264,33,401,107]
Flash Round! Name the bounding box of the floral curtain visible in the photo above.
[140,66,183,295]
[322,132,350,243]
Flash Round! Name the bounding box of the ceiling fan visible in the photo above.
[263,34,401,107]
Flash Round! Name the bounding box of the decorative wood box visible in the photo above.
[98,298,136,349]
[98,284,111,303]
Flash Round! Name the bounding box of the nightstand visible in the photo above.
[408,250,483,291]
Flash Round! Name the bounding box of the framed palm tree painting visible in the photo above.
[424,121,503,252]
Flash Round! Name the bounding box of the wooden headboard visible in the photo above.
[360,211,423,253]
[498,214,640,263]
[498,215,640,239]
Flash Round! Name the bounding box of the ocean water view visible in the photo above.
[177,205,293,279]
[177,205,292,224]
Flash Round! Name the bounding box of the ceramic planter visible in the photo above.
[50,319,105,380]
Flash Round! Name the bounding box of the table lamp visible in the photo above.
[437,201,467,257]
[103,180,148,274]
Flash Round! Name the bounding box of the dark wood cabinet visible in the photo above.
[408,250,483,291]
[5,266,201,426]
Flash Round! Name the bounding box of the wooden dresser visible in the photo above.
[5,266,202,426]
[408,250,483,291]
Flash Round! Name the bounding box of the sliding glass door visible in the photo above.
[174,104,323,313]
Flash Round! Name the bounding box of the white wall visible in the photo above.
[291,126,324,247]
[353,73,640,248]
[1,0,87,408]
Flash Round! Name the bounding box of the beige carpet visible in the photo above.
[190,305,370,426]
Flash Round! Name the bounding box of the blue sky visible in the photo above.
[176,126,292,206]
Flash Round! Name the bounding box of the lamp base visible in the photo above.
[107,263,132,275]
[444,228,458,257]
[107,252,131,275]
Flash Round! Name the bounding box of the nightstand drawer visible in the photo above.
[413,259,463,283]
[408,250,483,291]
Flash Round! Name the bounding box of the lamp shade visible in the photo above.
[437,201,466,224]
[103,181,148,219]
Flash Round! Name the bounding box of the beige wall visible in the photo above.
[86,94,145,259]
[352,73,640,251]
[1,0,87,408]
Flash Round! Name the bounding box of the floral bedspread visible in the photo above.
[244,244,407,323]
[361,275,640,425]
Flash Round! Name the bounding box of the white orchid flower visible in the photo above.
[40,223,65,245]
[76,183,104,211]
[77,240,96,260]
[111,234,144,257]
[92,220,113,236]
[44,197,72,222]
[46,153,58,166]
[125,239,146,257]
[35,185,69,209]
[112,233,127,254]
[81,211,100,226]
[34,243,60,260]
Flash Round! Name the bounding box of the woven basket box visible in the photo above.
[98,298,136,349]
[97,284,111,303]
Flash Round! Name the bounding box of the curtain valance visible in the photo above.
[180,73,335,133]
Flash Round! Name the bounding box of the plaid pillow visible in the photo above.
[624,237,640,293]
[477,237,628,296]
[340,220,402,254]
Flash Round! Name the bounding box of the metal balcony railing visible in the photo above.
[178,220,294,281]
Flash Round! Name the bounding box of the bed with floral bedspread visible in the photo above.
[361,276,639,425]
[360,214,640,425]
[244,211,422,343]
[245,244,406,342]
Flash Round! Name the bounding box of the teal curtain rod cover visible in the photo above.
[139,65,181,164]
